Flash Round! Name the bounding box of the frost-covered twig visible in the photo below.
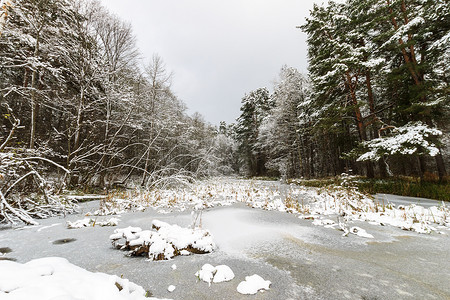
[0,104,20,151]
[20,157,71,174]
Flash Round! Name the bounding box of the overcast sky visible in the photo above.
[99,0,318,125]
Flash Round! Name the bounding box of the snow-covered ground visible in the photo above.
[0,257,166,300]
[0,178,449,299]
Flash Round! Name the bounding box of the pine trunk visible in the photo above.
[434,153,447,181]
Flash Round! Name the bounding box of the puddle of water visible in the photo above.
[52,238,77,245]
[0,247,12,254]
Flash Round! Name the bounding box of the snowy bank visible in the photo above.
[0,257,170,300]
[92,178,448,238]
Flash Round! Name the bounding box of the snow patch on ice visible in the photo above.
[67,217,119,228]
[348,227,374,239]
[167,285,176,292]
[236,274,271,295]
[195,264,235,286]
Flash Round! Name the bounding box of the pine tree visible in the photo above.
[259,66,309,178]
[235,87,272,176]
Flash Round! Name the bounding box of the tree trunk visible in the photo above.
[345,72,374,178]
[378,159,388,178]
[74,87,84,151]
[418,156,426,178]
[434,152,447,181]
[29,30,41,149]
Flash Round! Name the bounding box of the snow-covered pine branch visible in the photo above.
[357,122,442,161]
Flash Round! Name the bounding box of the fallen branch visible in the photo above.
[0,190,38,225]
[4,171,37,198]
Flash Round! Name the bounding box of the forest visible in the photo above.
[0,1,449,299]
[235,0,449,181]
[0,0,449,224]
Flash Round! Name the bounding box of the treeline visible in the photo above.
[0,0,226,189]
[234,0,449,180]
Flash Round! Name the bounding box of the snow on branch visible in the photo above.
[20,156,71,174]
[382,17,425,48]
[357,122,442,161]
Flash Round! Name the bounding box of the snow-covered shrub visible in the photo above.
[110,220,216,260]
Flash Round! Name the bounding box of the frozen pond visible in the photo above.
[1,179,449,299]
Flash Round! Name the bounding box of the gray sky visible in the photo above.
[100,0,317,125]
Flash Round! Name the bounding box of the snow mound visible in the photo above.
[236,274,271,295]
[213,265,236,283]
[195,264,235,286]
[167,285,176,292]
[345,226,374,239]
[0,257,169,300]
[110,221,216,260]
[67,217,120,228]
